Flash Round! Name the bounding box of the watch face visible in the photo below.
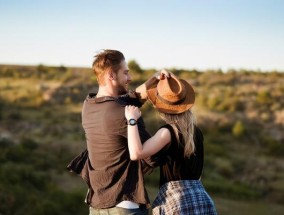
[129,119,137,125]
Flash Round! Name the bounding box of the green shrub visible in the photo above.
[261,136,284,157]
[21,137,38,150]
[7,111,22,120]
[256,90,272,105]
[232,120,245,137]
[0,138,14,161]
[203,179,263,200]
[207,97,220,110]
[214,158,234,178]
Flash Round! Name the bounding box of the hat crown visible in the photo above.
[156,76,186,105]
[146,73,195,114]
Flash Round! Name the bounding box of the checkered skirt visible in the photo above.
[152,180,217,215]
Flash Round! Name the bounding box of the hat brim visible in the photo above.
[147,79,195,114]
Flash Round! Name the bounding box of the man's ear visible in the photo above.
[108,71,115,80]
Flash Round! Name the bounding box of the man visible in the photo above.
[81,49,161,215]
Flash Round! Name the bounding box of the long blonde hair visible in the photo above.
[159,109,196,157]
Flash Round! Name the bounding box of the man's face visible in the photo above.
[114,60,132,95]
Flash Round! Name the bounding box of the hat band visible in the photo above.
[156,92,186,105]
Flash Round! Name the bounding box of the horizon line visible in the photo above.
[0,62,283,73]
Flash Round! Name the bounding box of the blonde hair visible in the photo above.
[159,109,196,157]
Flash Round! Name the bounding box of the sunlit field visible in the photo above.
[1,64,283,215]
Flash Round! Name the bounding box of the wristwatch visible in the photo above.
[128,118,137,126]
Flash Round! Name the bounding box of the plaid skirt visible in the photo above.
[152,180,217,215]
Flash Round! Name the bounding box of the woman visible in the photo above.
[125,73,217,215]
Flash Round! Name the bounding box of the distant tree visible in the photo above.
[37,64,48,78]
[128,60,143,74]
[37,64,47,73]
[59,65,67,72]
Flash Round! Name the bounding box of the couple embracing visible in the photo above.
[68,49,217,215]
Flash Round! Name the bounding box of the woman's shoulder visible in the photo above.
[194,126,204,142]
[159,124,175,136]
[159,124,173,130]
[159,124,178,144]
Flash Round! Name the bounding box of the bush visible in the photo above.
[21,137,39,150]
[203,179,263,200]
[207,97,220,110]
[0,138,14,161]
[7,111,22,120]
[232,120,245,137]
[213,158,234,178]
[261,136,284,157]
[256,90,272,105]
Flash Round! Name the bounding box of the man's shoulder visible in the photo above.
[82,92,142,108]
[117,91,142,107]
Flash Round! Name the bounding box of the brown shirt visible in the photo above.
[81,94,151,209]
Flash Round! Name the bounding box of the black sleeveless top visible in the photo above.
[158,124,204,187]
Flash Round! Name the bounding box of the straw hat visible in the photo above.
[146,74,195,114]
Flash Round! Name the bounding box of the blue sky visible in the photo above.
[0,0,283,71]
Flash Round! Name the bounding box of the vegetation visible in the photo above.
[0,63,283,214]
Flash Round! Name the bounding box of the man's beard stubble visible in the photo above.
[118,85,128,95]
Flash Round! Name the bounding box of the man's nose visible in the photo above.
[127,74,132,82]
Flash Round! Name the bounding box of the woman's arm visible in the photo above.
[125,105,171,160]
[135,69,171,103]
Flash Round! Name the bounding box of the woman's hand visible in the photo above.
[125,105,141,121]
[159,69,171,79]
[152,69,171,80]
[135,69,172,102]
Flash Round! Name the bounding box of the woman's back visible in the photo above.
[157,124,204,187]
